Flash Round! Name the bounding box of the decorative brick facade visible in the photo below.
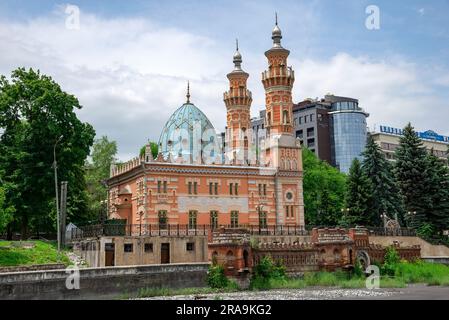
[107,19,305,230]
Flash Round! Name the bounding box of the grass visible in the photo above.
[0,240,71,267]
[121,261,448,299]
[393,260,449,286]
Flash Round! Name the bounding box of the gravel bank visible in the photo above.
[139,288,399,300]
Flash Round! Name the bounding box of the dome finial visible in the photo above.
[186,81,191,103]
[232,39,242,71]
[271,12,282,48]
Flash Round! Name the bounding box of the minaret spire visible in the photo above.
[272,12,282,48]
[186,81,190,103]
[232,38,242,71]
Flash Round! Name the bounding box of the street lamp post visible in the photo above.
[53,135,63,254]
[341,208,350,227]
[406,211,417,228]
[380,212,388,235]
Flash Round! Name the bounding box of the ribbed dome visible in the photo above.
[158,102,218,162]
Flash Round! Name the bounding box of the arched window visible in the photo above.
[243,250,249,268]
[292,160,297,171]
[283,110,289,124]
[226,250,234,268]
[333,249,341,263]
[267,112,271,125]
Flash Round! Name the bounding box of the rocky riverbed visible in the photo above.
[140,288,398,300]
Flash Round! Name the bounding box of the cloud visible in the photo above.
[292,53,449,135]
[0,7,448,161]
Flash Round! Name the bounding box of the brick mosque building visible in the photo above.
[107,18,304,230]
[74,19,421,272]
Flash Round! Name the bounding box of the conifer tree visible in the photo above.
[424,151,449,234]
[344,158,373,226]
[394,123,431,230]
[362,135,404,226]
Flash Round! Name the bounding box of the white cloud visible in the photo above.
[292,53,449,135]
[0,8,448,161]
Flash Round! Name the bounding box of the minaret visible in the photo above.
[262,13,295,137]
[223,39,253,164]
[261,14,304,228]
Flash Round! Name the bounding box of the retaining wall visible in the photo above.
[0,263,209,300]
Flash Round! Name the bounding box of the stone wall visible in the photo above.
[74,235,208,267]
[370,236,449,257]
[253,243,320,275]
[0,263,66,274]
[0,263,209,300]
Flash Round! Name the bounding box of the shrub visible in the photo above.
[352,260,364,278]
[207,265,229,289]
[382,246,400,276]
[251,256,287,290]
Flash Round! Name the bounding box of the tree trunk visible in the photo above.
[6,222,13,240]
[21,215,28,240]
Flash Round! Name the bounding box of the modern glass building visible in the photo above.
[328,96,369,173]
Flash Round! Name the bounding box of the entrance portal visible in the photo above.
[161,243,170,264]
[105,243,115,266]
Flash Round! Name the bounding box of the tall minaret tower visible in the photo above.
[223,40,253,164]
[262,13,295,138]
[262,14,304,227]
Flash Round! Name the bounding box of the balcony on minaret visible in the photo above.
[223,89,252,107]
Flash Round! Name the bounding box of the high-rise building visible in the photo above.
[370,125,449,165]
[292,99,332,164]
[327,95,369,173]
[251,94,369,173]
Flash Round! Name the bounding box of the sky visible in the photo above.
[0,0,448,160]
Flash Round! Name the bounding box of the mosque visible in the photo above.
[107,18,305,230]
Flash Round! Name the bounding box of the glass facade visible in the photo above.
[330,101,368,173]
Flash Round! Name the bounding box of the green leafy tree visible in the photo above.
[303,148,347,226]
[343,158,373,226]
[0,186,14,233]
[0,68,95,236]
[139,141,159,159]
[362,135,404,226]
[394,123,431,230]
[85,136,117,222]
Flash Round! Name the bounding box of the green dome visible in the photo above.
[158,102,218,162]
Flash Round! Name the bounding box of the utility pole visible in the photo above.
[53,135,63,254]
[60,181,68,248]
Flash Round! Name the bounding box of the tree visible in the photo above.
[85,136,117,222]
[423,151,449,235]
[303,148,347,226]
[0,68,95,236]
[362,134,404,226]
[394,123,431,230]
[139,141,159,159]
[344,158,373,226]
[0,186,14,233]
